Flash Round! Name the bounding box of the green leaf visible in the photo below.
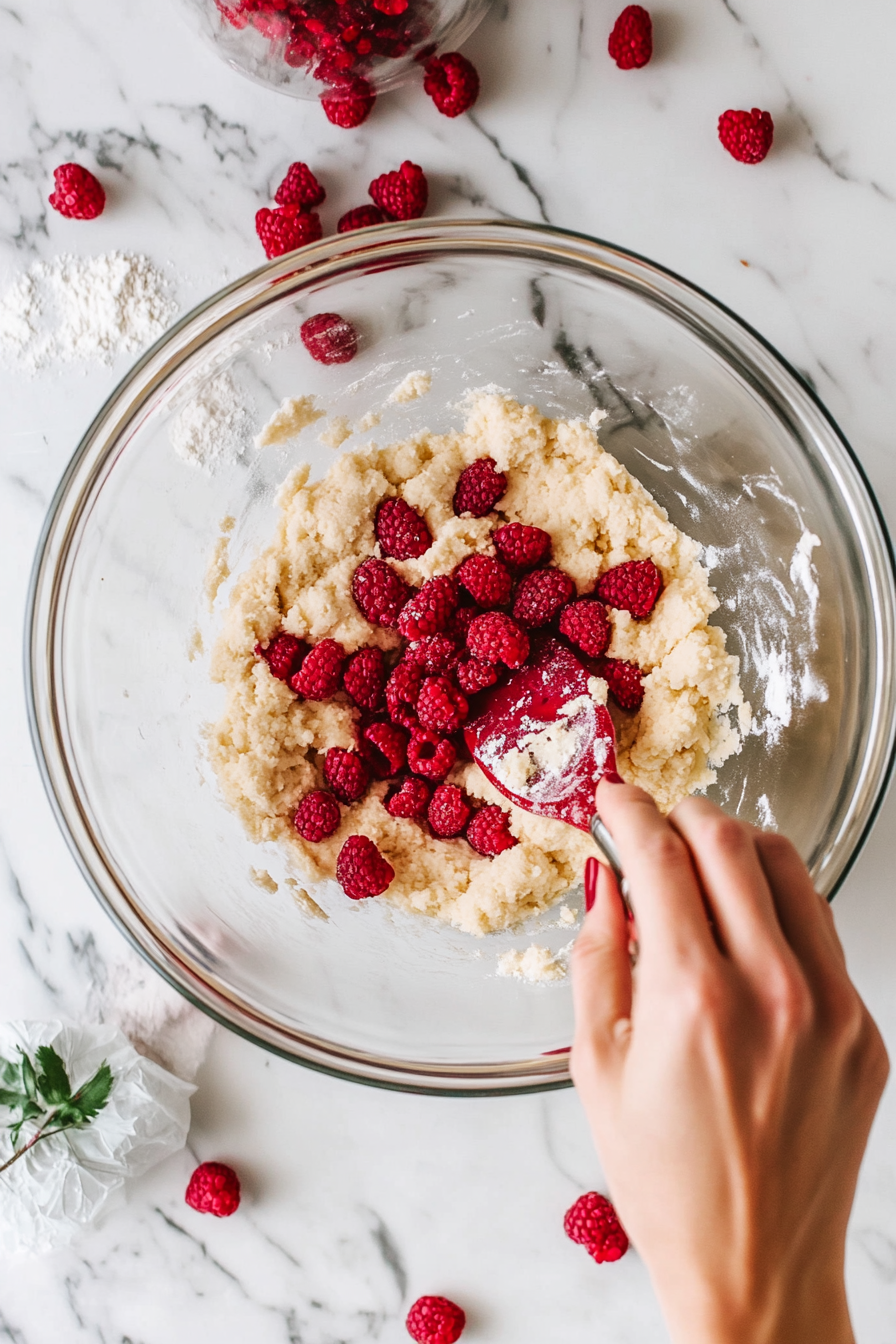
[0,1057,20,1088]
[67,1062,113,1125]
[18,1049,37,1103]
[34,1046,72,1107]
[0,1085,28,1111]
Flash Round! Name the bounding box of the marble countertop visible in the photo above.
[3,0,896,1339]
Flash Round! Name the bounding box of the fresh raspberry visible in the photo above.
[294,789,341,842]
[423,52,480,117]
[428,783,472,838]
[323,747,371,803]
[361,719,408,778]
[456,554,512,608]
[466,804,517,857]
[466,612,529,669]
[404,634,460,674]
[718,108,775,164]
[398,575,459,641]
[368,160,428,221]
[373,0,408,12]
[406,1296,466,1344]
[48,163,106,220]
[456,656,498,695]
[384,774,432,819]
[559,599,612,658]
[512,567,576,628]
[343,646,386,710]
[407,728,456,781]
[608,5,653,69]
[185,1162,241,1217]
[595,559,662,618]
[417,675,469,734]
[492,522,552,570]
[255,631,306,681]
[564,1192,629,1263]
[274,161,326,209]
[255,206,322,259]
[376,497,432,560]
[336,834,394,899]
[290,638,345,699]
[452,458,507,517]
[386,661,424,727]
[338,204,387,233]
[447,605,477,645]
[593,657,644,712]
[300,312,359,365]
[321,76,376,128]
[352,557,415,628]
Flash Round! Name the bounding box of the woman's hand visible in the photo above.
[571,780,888,1344]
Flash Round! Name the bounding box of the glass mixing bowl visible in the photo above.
[177,0,492,102]
[27,221,896,1094]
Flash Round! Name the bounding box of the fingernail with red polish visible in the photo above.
[584,856,599,912]
[603,769,624,784]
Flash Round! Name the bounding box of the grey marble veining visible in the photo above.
[2,0,896,1339]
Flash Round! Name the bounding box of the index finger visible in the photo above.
[595,778,716,966]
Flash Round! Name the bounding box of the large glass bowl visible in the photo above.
[26,221,896,1094]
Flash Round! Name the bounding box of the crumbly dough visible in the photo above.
[497,943,569,983]
[208,393,748,935]
[204,515,234,611]
[255,395,324,448]
[389,369,432,404]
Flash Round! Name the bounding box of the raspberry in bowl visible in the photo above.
[27,221,896,1094]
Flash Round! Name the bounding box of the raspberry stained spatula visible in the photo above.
[464,637,627,890]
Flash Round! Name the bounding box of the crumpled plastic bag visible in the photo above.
[0,1019,194,1256]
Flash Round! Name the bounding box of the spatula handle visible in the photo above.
[589,814,633,917]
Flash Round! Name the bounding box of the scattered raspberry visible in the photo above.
[255,206,322,259]
[428,783,472,838]
[300,312,359,365]
[274,161,326,209]
[423,52,480,117]
[466,804,517,856]
[492,522,552,570]
[336,834,394,899]
[564,1192,629,1263]
[384,774,432,819]
[386,661,424,728]
[404,634,460,674]
[255,631,306,682]
[448,605,477,645]
[294,789,341,842]
[512,567,576,628]
[595,559,662,618]
[343,646,386,711]
[369,160,429,221]
[456,554,512,608]
[417,675,469,734]
[456,656,498,695]
[718,107,775,164]
[321,77,376,128]
[593,657,644,712]
[290,638,345,699]
[406,1296,466,1344]
[608,5,653,69]
[323,747,371,803]
[376,497,432,560]
[338,204,387,233]
[559,599,612,658]
[352,557,415,628]
[452,457,507,517]
[407,728,456,781]
[466,612,529,669]
[361,719,409,778]
[185,1162,241,1217]
[398,576,459,641]
[48,163,106,220]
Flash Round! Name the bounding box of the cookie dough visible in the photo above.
[208,393,748,935]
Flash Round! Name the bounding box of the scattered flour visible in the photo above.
[170,370,252,471]
[389,369,432,404]
[0,251,177,372]
[497,943,570,983]
[255,395,324,448]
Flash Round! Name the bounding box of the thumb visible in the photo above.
[571,858,633,1082]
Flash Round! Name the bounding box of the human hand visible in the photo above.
[571,780,888,1344]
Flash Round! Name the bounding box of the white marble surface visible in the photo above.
[2,0,896,1338]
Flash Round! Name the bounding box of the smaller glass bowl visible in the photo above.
[177,0,492,102]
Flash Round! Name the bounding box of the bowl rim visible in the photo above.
[24,217,896,1095]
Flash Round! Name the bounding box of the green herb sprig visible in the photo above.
[0,1045,113,1175]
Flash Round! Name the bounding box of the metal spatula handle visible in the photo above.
[590,813,632,916]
